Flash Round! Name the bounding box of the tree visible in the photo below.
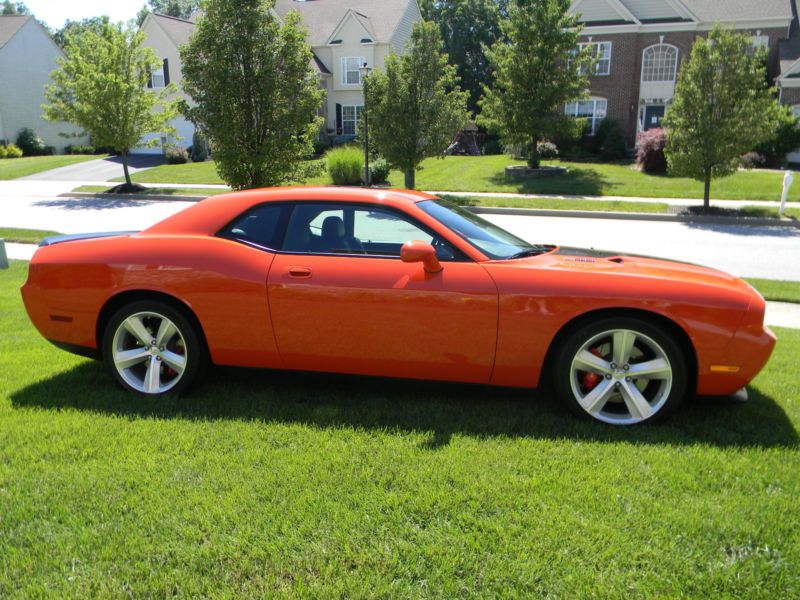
[1,1,28,14]
[364,20,469,189]
[53,16,110,49]
[478,0,591,168]
[419,0,504,114]
[43,23,179,189]
[663,26,780,209]
[137,0,200,26]
[180,0,323,190]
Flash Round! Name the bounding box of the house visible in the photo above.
[0,16,87,152]
[567,0,796,147]
[135,0,422,154]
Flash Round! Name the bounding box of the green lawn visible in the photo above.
[0,228,61,244]
[747,279,800,304]
[0,155,101,180]
[120,156,800,202]
[1,260,798,597]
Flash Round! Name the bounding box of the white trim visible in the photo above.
[576,17,792,35]
[779,78,800,88]
[571,0,640,25]
[341,56,366,86]
[663,0,698,22]
[641,43,679,83]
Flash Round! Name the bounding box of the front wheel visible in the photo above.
[102,300,205,396]
[553,317,688,425]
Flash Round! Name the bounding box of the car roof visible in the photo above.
[143,186,439,236]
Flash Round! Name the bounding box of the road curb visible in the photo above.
[61,192,206,203]
[466,206,800,228]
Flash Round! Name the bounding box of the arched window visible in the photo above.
[641,44,678,82]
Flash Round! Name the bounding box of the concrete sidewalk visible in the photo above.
[4,241,799,329]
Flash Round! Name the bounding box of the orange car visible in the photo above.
[21,187,775,425]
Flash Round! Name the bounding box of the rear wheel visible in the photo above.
[102,300,204,396]
[553,317,688,425]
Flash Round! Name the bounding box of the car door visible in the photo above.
[266,202,499,383]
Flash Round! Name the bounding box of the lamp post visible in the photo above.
[359,62,372,186]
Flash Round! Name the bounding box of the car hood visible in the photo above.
[507,245,759,301]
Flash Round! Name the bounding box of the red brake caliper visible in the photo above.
[581,347,604,391]
[165,345,185,378]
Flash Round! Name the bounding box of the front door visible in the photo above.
[644,105,666,130]
[266,202,499,383]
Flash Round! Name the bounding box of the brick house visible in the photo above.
[567,0,795,147]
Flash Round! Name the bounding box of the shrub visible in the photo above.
[755,104,800,166]
[16,128,47,156]
[66,144,96,155]
[165,146,189,164]
[739,151,766,170]
[0,145,6,159]
[636,128,667,173]
[327,145,363,185]
[595,118,627,161]
[482,136,503,155]
[4,144,23,158]
[536,141,558,159]
[190,132,208,162]
[369,157,390,184]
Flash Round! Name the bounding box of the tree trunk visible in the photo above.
[122,149,132,188]
[404,168,415,190]
[703,169,711,211]
[527,139,540,169]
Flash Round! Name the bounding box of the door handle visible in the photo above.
[287,266,312,278]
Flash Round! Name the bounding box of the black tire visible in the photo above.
[552,316,688,425]
[102,299,206,396]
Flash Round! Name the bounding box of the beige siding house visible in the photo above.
[135,0,421,153]
[0,16,87,152]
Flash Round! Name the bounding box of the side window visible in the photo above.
[220,204,285,249]
[282,203,461,260]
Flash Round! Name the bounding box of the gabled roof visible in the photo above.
[0,15,29,50]
[779,36,800,79]
[273,0,412,47]
[571,0,639,25]
[147,13,196,48]
[680,0,791,24]
[573,0,791,26]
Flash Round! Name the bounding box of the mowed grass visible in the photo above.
[0,228,61,244]
[1,261,799,597]
[122,155,800,201]
[747,278,800,303]
[0,154,101,180]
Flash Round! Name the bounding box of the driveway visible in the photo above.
[19,155,165,182]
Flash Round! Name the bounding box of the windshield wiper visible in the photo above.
[508,246,551,260]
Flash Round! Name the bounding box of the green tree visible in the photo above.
[137,0,200,26]
[43,23,179,188]
[478,0,590,168]
[664,26,780,209]
[365,20,469,189]
[53,16,110,49]
[1,1,28,14]
[419,0,504,114]
[180,0,323,190]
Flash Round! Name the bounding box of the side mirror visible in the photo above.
[400,240,443,273]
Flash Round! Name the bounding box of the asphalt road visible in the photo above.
[1,190,798,281]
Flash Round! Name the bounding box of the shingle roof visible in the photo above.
[780,35,800,77]
[273,0,410,47]
[679,0,792,23]
[149,13,196,48]
[0,15,29,50]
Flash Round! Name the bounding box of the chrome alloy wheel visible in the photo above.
[111,311,188,394]
[569,328,673,425]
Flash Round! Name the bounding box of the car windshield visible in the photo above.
[418,198,543,260]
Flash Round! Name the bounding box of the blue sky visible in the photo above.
[25,0,147,30]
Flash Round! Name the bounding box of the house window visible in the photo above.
[750,32,769,55]
[577,41,612,76]
[641,44,678,82]
[342,56,365,85]
[342,105,364,136]
[564,98,607,135]
[150,64,165,88]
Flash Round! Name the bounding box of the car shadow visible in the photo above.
[10,362,798,449]
[487,166,606,196]
[33,197,164,210]
[682,221,800,238]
